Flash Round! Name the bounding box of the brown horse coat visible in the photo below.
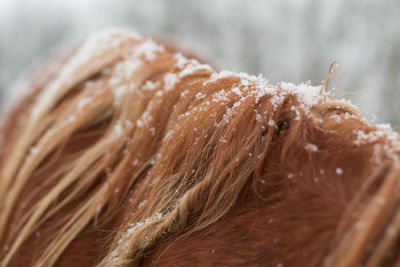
[1,29,400,267]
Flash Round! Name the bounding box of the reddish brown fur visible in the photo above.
[1,30,400,267]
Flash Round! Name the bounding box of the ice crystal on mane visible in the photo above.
[354,123,400,163]
[142,80,159,91]
[164,73,179,91]
[133,39,164,61]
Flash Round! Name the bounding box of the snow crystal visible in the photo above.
[133,39,164,61]
[355,124,398,146]
[206,70,268,86]
[116,58,143,79]
[164,73,179,91]
[109,77,121,87]
[113,84,128,105]
[280,81,323,107]
[195,92,206,100]
[174,53,188,69]
[30,146,39,155]
[112,211,165,261]
[178,62,212,78]
[180,89,190,97]
[205,70,329,122]
[268,119,276,127]
[212,90,230,104]
[132,158,139,166]
[268,92,285,109]
[142,80,159,91]
[354,123,400,163]
[231,86,242,97]
[125,120,133,128]
[151,175,160,185]
[138,200,147,208]
[124,212,163,237]
[136,111,153,128]
[77,96,92,110]
[305,143,318,152]
[241,79,250,87]
[335,168,343,175]
[174,52,213,77]
[111,122,124,139]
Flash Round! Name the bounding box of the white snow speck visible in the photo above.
[195,92,206,100]
[30,146,39,155]
[134,39,164,61]
[305,143,318,152]
[113,84,128,105]
[142,80,159,91]
[212,90,230,104]
[138,200,147,208]
[268,119,276,127]
[280,81,323,107]
[77,96,92,110]
[179,62,212,78]
[111,122,124,140]
[164,73,179,91]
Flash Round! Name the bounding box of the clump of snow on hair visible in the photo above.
[133,39,164,61]
[142,80,160,91]
[173,53,213,80]
[354,123,400,163]
[108,212,165,264]
[205,70,327,117]
[164,73,179,91]
[77,96,93,110]
[110,122,124,141]
[279,81,323,107]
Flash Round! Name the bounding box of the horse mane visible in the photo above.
[1,29,400,266]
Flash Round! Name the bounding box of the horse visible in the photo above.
[0,29,400,267]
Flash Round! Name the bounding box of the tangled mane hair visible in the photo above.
[1,29,400,267]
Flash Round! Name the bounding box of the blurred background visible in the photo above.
[1,0,400,127]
